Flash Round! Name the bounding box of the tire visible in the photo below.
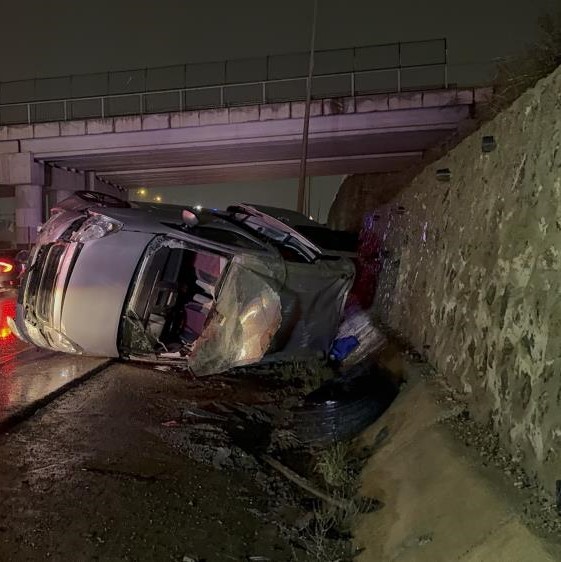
[291,365,398,446]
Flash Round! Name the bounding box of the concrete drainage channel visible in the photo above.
[350,359,561,561]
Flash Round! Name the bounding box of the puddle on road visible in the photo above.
[0,352,109,426]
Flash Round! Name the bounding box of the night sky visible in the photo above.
[0,0,557,216]
[1,0,556,80]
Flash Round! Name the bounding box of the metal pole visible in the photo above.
[307,176,312,217]
[444,38,449,88]
[296,0,318,214]
[351,47,356,97]
[397,42,402,93]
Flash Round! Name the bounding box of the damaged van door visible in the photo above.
[120,235,287,375]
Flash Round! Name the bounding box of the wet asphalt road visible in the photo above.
[0,288,308,560]
[0,347,110,427]
[0,290,27,360]
[0,333,27,360]
[0,362,305,561]
[0,290,111,428]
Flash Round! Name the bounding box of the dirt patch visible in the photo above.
[151,360,396,561]
[433,373,561,540]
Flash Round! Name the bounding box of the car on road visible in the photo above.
[12,191,356,376]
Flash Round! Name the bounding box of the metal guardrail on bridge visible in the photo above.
[0,38,449,126]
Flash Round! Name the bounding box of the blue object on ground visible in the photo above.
[329,336,360,362]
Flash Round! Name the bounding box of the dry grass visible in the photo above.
[299,508,340,561]
[305,360,336,394]
[276,359,336,394]
[299,503,359,562]
[295,444,364,560]
[314,443,355,492]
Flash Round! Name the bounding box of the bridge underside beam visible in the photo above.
[34,122,457,187]
[0,97,477,189]
[96,151,422,187]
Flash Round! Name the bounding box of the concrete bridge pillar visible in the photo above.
[86,171,96,190]
[15,184,43,247]
[0,152,45,247]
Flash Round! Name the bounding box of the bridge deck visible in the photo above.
[0,88,490,187]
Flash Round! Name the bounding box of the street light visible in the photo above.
[154,195,162,203]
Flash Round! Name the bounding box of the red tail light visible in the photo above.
[0,297,16,339]
[0,260,14,274]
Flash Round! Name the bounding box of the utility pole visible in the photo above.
[297,0,318,214]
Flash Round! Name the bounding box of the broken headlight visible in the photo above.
[21,319,49,348]
[6,316,23,340]
[71,214,123,244]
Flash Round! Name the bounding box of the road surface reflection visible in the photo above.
[0,292,28,360]
[0,291,109,424]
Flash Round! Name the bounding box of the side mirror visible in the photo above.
[182,209,199,227]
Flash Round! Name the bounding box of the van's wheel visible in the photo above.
[290,366,398,446]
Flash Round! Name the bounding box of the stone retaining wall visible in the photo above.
[356,65,561,491]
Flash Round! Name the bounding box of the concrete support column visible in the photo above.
[15,184,43,247]
[86,171,96,191]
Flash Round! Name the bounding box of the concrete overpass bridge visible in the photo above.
[0,39,491,244]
